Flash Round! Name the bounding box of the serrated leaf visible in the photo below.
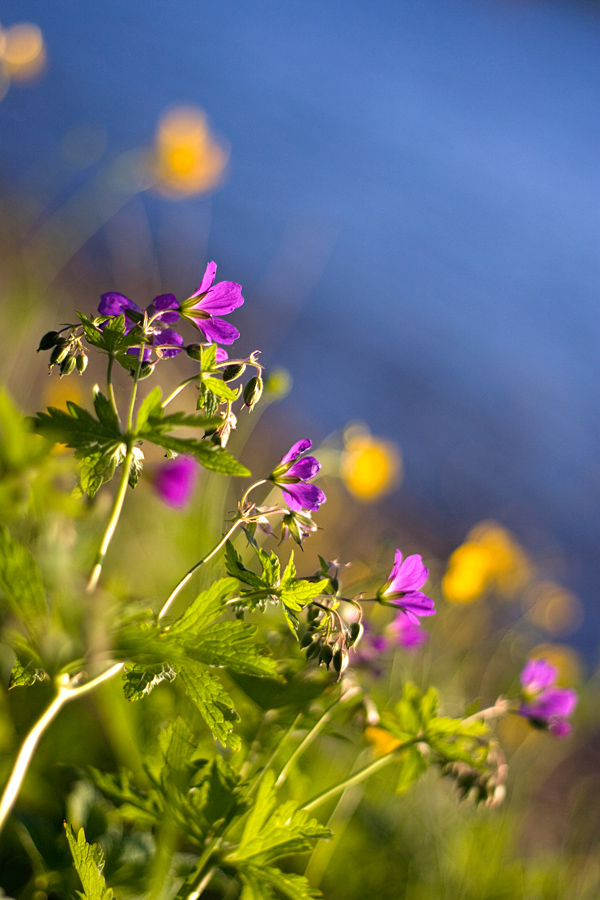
[280,552,297,588]
[229,776,330,864]
[122,662,176,700]
[395,745,428,794]
[34,403,122,448]
[239,865,323,900]
[127,447,144,488]
[255,546,280,587]
[168,577,238,635]
[135,386,163,432]
[75,442,127,499]
[64,824,114,900]
[137,431,250,476]
[180,620,277,678]
[279,578,329,613]
[0,525,46,635]
[179,661,241,749]
[200,343,217,371]
[93,386,121,431]
[225,540,266,590]
[9,657,46,688]
[202,376,238,402]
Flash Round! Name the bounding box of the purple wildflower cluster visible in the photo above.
[269,440,326,512]
[519,658,577,737]
[97,261,243,362]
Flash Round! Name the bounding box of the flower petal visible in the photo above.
[154,456,199,508]
[195,316,240,345]
[190,261,217,298]
[151,293,180,324]
[520,658,556,692]
[389,553,429,594]
[153,328,184,358]
[526,687,578,720]
[288,455,320,480]
[99,292,142,317]
[282,482,326,512]
[197,281,244,315]
[398,590,436,619]
[281,439,312,465]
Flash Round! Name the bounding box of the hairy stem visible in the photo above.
[106,355,121,428]
[157,518,243,621]
[301,742,414,813]
[86,444,134,592]
[0,664,123,835]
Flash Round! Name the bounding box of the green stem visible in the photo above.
[301,742,415,813]
[86,444,134,592]
[157,518,243,621]
[0,664,123,835]
[162,375,200,409]
[126,344,147,431]
[106,355,121,428]
[275,686,361,789]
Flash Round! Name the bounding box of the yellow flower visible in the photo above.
[0,22,46,81]
[150,106,229,198]
[443,521,532,604]
[341,428,402,502]
[365,726,402,757]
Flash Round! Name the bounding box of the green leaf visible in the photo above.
[122,662,177,700]
[8,657,46,688]
[395,746,428,794]
[229,774,330,865]
[180,620,277,678]
[127,447,144,488]
[225,540,266,590]
[179,661,241,749]
[92,386,120,432]
[255,546,280,588]
[137,431,250,476]
[75,443,127,499]
[34,403,122,448]
[135,386,163,432]
[200,343,217,371]
[239,865,323,900]
[168,578,238,636]
[202,376,238,402]
[64,824,114,900]
[279,578,329,613]
[0,525,46,634]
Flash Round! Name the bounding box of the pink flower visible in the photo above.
[153,456,199,508]
[519,658,577,737]
[377,550,435,623]
[388,611,429,649]
[179,261,244,345]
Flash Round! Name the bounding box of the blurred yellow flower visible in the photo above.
[341,426,402,502]
[443,521,532,604]
[149,106,229,198]
[365,726,402,757]
[0,22,46,81]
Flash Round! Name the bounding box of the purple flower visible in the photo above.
[179,261,244,345]
[153,456,199,508]
[388,611,429,649]
[377,550,435,624]
[269,439,326,512]
[98,292,179,332]
[153,328,184,358]
[519,658,577,737]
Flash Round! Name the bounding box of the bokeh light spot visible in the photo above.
[1,22,46,81]
[341,425,402,502]
[149,105,229,198]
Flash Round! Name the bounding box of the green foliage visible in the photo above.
[64,824,114,900]
[8,656,46,688]
[0,524,47,638]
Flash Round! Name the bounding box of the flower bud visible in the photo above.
[37,330,60,352]
[319,644,333,669]
[347,621,363,647]
[138,362,156,379]
[49,340,71,367]
[76,352,88,374]
[300,632,315,649]
[222,362,246,382]
[305,640,321,660]
[333,647,349,679]
[243,375,263,411]
[186,343,202,361]
[60,354,77,377]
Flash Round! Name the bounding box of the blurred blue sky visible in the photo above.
[1,0,599,651]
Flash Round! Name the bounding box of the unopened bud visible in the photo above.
[300,632,315,649]
[186,343,202,361]
[243,375,263,411]
[333,647,349,679]
[60,354,77,377]
[348,621,363,647]
[319,644,333,669]
[37,330,60,352]
[49,340,70,367]
[76,353,88,374]
[138,362,155,379]
[222,362,246,382]
[305,641,321,660]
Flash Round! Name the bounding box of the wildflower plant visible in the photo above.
[0,261,578,898]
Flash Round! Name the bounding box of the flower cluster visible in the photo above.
[97,261,243,363]
[518,658,577,737]
[268,439,326,513]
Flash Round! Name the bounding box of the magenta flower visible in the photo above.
[269,439,326,512]
[388,611,429,649]
[153,456,199,508]
[377,550,435,623]
[519,658,577,737]
[98,292,179,332]
[179,261,244,345]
